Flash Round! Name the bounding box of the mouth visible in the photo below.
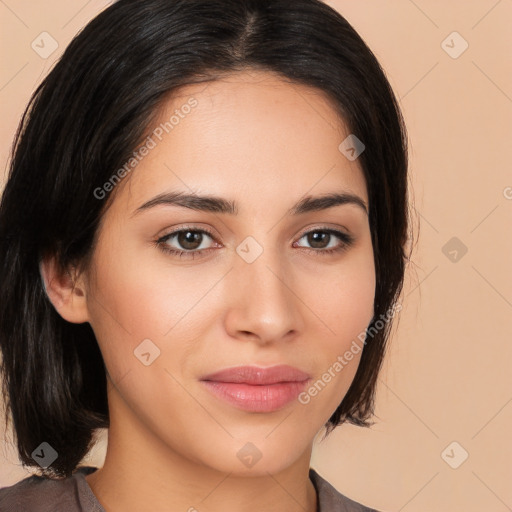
[200,365,311,413]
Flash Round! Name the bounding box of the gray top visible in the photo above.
[0,466,381,511]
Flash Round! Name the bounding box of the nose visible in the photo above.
[223,244,304,346]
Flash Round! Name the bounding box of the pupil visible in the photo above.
[179,231,201,250]
[309,231,328,249]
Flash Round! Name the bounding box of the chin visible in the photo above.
[196,435,308,477]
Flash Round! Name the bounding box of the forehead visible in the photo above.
[111,69,368,217]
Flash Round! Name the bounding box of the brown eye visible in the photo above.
[174,230,205,251]
[294,228,354,255]
[305,231,331,249]
[156,227,218,259]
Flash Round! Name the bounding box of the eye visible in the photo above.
[155,226,355,260]
[156,227,218,259]
[293,228,354,256]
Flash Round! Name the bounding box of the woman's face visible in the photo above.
[82,70,375,475]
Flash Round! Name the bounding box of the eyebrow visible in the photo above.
[133,190,368,217]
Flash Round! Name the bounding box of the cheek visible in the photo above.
[84,239,232,388]
[299,248,375,410]
[86,241,212,338]
[314,247,376,347]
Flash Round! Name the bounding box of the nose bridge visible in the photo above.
[237,236,292,307]
[226,234,300,341]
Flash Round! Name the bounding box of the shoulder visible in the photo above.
[0,466,103,512]
[310,468,384,512]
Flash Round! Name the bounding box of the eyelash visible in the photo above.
[155,226,355,260]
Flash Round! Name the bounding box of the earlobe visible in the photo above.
[39,256,90,324]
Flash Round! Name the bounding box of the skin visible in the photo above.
[42,69,375,512]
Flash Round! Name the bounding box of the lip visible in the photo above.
[201,364,311,385]
[200,365,311,413]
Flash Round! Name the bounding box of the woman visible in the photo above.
[0,0,409,510]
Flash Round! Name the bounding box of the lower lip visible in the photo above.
[201,380,309,413]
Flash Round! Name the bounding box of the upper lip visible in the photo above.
[200,365,311,385]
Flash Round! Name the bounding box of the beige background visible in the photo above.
[1,1,511,511]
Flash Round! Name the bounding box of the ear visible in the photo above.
[39,255,90,324]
